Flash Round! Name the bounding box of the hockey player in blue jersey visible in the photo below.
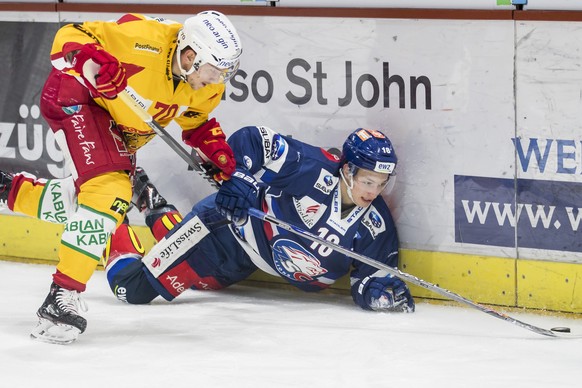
[104,126,415,312]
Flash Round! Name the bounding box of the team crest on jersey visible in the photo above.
[293,196,326,228]
[361,205,386,239]
[271,134,287,161]
[243,155,253,170]
[272,239,328,282]
[314,169,337,195]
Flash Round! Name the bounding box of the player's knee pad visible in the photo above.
[104,223,146,266]
[106,256,159,304]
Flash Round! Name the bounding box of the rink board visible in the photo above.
[2,213,581,313]
[3,11,582,314]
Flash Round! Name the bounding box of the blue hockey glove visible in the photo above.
[215,167,259,225]
[353,274,415,313]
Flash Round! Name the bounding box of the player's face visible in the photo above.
[350,168,390,207]
[186,63,225,90]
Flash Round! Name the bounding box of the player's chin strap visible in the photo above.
[339,166,356,204]
[175,47,197,82]
[117,86,575,339]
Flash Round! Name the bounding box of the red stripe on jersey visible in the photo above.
[123,63,145,79]
[262,200,274,240]
[320,148,340,162]
[117,14,142,24]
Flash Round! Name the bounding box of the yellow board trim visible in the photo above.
[2,214,582,314]
[0,214,157,265]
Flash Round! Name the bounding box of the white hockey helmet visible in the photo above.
[176,10,242,83]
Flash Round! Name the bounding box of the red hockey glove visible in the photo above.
[73,43,127,99]
[182,119,236,181]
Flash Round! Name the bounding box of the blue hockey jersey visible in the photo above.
[229,126,400,292]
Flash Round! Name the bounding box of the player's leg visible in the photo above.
[141,194,258,300]
[30,70,133,344]
[106,192,257,303]
[104,167,182,304]
[1,172,77,224]
[131,166,183,241]
[104,221,160,304]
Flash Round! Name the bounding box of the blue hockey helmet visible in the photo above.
[340,128,397,174]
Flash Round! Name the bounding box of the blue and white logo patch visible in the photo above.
[314,169,337,195]
[243,155,253,170]
[271,134,287,161]
[272,239,328,282]
[361,206,385,239]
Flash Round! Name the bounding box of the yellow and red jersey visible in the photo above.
[49,13,224,153]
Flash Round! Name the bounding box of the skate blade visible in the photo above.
[30,318,81,345]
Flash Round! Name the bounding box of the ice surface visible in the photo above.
[1,260,581,388]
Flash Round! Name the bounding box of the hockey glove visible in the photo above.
[353,274,415,313]
[215,167,259,226]
[182,119,236,182]
[73,43,127,99]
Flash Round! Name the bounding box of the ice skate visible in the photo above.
[30,283,87,345]
[0,170,13,209]
[131,167,167,212]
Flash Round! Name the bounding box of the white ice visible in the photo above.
[1,260,582,388]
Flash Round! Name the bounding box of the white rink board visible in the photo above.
[138,16,517,256]
[3,13,582,262]
[514,21,582,262]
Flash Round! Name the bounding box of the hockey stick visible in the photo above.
[117,90,220,190]
[115,81,576,338]
[247,207,578,338]
[83,60,219,189]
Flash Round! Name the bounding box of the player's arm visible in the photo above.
[228,125,322,192]
[173,82,237,182]
[214,125,330,224]
[214,125,300,225]
[49,20,127,99]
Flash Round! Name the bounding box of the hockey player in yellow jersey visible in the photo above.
[4,10,243,344]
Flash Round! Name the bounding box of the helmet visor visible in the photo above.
[197,61,240,84]
[353,174,390,193]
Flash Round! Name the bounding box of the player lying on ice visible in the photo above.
[104,125,415,312]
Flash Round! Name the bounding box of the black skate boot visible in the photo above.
[0,170,13,209]
[131,167,168,212]
[30,282,87,345]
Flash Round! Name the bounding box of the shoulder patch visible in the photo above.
[361,205,386,239]
[314,169,337,195]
